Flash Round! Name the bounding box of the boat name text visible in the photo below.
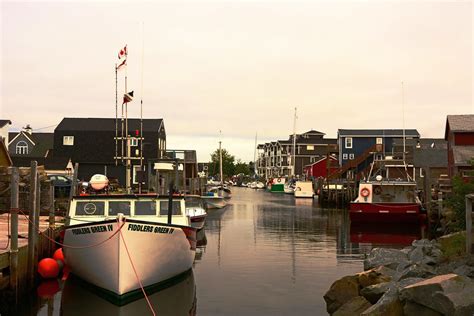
[128,224,174,234]
[71,224,113,235]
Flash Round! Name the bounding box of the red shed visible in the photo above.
[304,156,339,179]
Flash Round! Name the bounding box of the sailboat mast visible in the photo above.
[253,132,258,177]
[139,22,145,194]
[219,140,223,185]
[402,81,406,163]
[292,107,297,177]
[125,51,131,193]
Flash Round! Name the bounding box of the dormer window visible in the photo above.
[16,141,28,154]
[345,137,353,149]
[63,136,74,146]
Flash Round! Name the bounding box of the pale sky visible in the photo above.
[1,0,472,162]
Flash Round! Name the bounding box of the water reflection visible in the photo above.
[60,271,196,316]
[349,223,425,246]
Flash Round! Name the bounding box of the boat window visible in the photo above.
[135,201,157,215]
[185,197,202,208]
[75,201,105,216]
[159,200,182,215]
[108,201,131,216]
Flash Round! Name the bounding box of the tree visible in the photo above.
[209,148,235,180]
[235,159,251,175]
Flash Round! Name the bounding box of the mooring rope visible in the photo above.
[118,218,156,315]
[16,209,125,249]
[0,212,10,250]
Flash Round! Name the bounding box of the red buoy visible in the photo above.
[37,279,60,298]
[38,258,60,279]
[53,248,65,263]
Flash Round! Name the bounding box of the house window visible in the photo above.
[63,136,74,146]
[345,137,353,149]
[130,137,138,147]
[307,145,314,151]
[349,153,354,160]
[343,153,348,160]
[133,165,145,184]
[16,141,28,154]
[376,138,383,145]
[310,156,316,163]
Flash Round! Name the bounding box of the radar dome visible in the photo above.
[89,174,109,191]
[376,175,383,181]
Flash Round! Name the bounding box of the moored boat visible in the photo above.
[201,192,227,209]
[63,192,197,301]
[294,181,314,198]
[185,195,207,230]
[349,157,426,223]
[270,177,286,192]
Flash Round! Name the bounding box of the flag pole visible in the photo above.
[139,22,145,194]
[115,63,118,166]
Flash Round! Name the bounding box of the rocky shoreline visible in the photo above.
[324,236,474,315]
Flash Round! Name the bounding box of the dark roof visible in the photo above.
[302,130,325,136]
[445,115,474,139]
[338,129,420,137]
[452,146,474,166]
[56,118,164,132]
[295,138,337,145]
[0,120,11,128]
[393,138,447,150]
[8,132,54,157]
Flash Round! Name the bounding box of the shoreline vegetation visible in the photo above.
[324,231,474,315]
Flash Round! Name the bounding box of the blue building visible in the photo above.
[337,129,420,167]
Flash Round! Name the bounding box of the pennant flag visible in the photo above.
[116,58,127,70]
[123,91,134,104]
[118,45,127,60]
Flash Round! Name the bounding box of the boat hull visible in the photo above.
[190,214,207,230]
[201,196,227,209]
[349,202,425,223]
[270,184,285,192]
[63,219,196,297]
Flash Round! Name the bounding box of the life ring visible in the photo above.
[374,186,382,195]
[277,178,282,183]
[360,188,370,198]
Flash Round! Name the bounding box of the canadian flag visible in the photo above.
[118,45,127,59]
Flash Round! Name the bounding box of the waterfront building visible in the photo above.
[54,117,166,189]
[256,130,337,179]
[8,125,54,167]
[444,114,474,178]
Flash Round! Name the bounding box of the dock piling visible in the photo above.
[27,161,38,289]
[9,167,19,301]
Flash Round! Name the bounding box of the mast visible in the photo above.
[115,64,118,166]
[292,107,297,177]
[253,132,258,177]
[402,81,406,163]
[125,49,131,193]
[139,22,145,194]
[219,140,223,185]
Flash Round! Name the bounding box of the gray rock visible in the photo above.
[421,256,438,266]
[323,275,361,314]
[357,268,392,288]
[409,246,425,263]
[398,264,436,280]
[360,281,393,304]
[364,248,409,271]
[399,273,474,316]
[453,265,474,278]
[412,239,432,248]
[360,287,403,316]
[333,296,372,316]
[403,301,443,316]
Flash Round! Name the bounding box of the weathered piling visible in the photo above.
[9,167,19,301]
[467,194,474,255]
[27,161,38,289]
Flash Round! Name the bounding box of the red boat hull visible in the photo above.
[349,202,426,223]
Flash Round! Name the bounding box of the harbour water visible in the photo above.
[24,186,424,315]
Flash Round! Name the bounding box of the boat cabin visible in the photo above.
[67,195,190,226]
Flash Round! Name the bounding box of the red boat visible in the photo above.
[349,157,426,223]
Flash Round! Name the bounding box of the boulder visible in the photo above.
[360,287,403,316]
[357,268,392,288]
[398,263,436,280]
[403,301,443,316]
[399,273,474,316]
[453,265,474,278]
[364,248,409,271]
[323,275,360,314]
[409,246,424,263]
[333,296,372,316]
[360,282,393,304]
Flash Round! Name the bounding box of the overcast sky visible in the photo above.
[1,1,472,162]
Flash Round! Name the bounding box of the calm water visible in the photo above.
[15,187,425,315]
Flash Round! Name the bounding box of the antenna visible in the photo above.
[402,81,406,162]
[139,22,145,194]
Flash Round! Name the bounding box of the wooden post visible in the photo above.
[49,184,55,254]
[34,176,40,276]
[70,163,79,199]
[27,161,38,288]
[9,167,19,300]
[423,167,431,217]
[466,194,474,255]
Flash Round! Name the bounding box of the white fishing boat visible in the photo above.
[201,192,227,209]
[63,188,197,302]
[284,183,295,194]
[185,195,207,230]
[294,181,314,198]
